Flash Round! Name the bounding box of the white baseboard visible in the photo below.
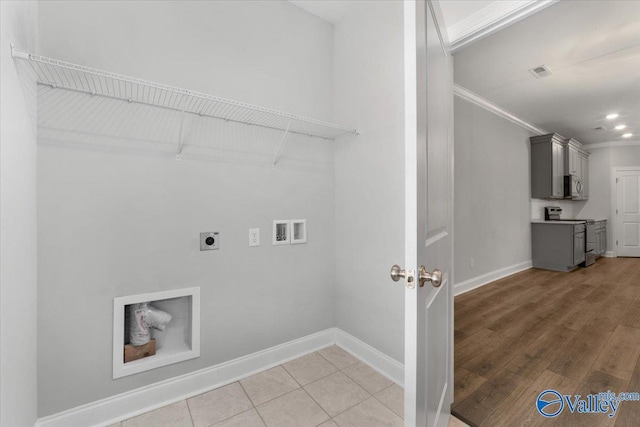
[454,260,533,296]
[35,329,335,427]
[334,329,404,387]
[35,328,403,427]
[605,251,614,258]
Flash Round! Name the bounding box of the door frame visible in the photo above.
[612,166,640,257]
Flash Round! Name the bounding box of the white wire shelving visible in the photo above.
[11,46,359,164]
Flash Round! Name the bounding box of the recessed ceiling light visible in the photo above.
[615,125,627,130]
[623,133,633,138]
[606,113,619,120]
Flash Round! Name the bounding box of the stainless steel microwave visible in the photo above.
[564,174,583,198]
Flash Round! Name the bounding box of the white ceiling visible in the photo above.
[289,0,494,28]
[288,0,352,23]
[453,0,640,145]
[287,1,638,145]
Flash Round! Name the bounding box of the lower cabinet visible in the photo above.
[595,220,607,257]
[532,222,586,272]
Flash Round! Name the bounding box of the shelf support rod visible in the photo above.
[273,119,293,166]
[176,109,187,161]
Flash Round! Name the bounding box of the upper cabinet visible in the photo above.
[580,151,589,199]
[531,133,567,199]
[530,134,590,200]
[566,142,581,176]
[565,138,590,201]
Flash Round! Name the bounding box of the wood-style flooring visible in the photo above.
[452,258,640,427]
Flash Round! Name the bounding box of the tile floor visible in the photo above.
[110,345,468,427]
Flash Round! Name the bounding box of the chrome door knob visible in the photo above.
[419,266,442,287]
[390,264,406,282]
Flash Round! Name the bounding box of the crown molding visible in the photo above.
[583,140,640,150]
[454,84,547,135]
[449,0,560,52]
[453,85,638,148]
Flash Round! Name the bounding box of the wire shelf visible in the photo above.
[11,47,359,145]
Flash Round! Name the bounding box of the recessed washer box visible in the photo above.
[113,287,200,379]
[272,220,290,245]
[290,219,307,244]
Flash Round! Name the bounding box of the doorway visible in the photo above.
[614,168,640,257]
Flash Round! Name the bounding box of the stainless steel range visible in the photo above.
[544,206,595,267]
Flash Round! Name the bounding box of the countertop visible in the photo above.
[531,220,586,225]
[531,219,608,224]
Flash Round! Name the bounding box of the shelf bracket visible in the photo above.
[10,44,31,60]
[176,109,187,161]
[272,119,293,166]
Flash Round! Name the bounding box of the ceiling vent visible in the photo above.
[591,126,607,131]
[529,65,552,79]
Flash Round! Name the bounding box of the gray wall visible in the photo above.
[37,1,336,416]
[38,0,333,120]
[0,1,39,425]
[454,97,534,285]
[333,1,405,363]
[453,94,633,283]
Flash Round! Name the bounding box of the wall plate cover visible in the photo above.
[200,232,219,251]
[249,228,260,247]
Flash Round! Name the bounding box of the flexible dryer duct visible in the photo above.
[129,302,172,346]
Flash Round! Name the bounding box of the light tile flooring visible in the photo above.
[110,345,468,427]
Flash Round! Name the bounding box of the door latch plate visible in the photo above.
[406,269,415,289]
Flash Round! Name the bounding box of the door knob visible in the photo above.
[419,266,442,287]
[390,264,406,282]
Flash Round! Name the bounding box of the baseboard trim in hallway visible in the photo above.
[453,260,532,296]
[35,328,403,427]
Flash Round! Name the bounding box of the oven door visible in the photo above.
[573,230,586,265]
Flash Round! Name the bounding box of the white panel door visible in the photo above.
[401,1,453,426]
[616,170,640,257]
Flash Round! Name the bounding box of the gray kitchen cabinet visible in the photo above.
[565,138,590,200]
[580,152,589,199]
[566,142,580,176]
[532,222,586,271]
[531,133,566,199]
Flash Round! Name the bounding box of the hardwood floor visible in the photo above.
[452,258,640,427]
